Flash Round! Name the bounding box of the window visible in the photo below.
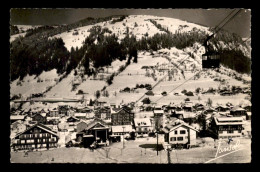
[219,131,223,134]
[174,130,178,134]
[238,130,242,133]
[180,130,186,134]
[227,130,234,134]
[170,137,176,141]
[177,137,183,141]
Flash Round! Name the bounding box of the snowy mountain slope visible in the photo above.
[10,25,42,43]
[49,15,211,51]
[10,15,251,108]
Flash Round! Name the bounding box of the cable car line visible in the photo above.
[135,9,243,104]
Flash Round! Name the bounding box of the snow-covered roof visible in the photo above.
[163,121,199,133]
[154,110,164,114]
[10,116,25,120]
[74,113,86,117]
[112,125,133,133]
[134,118,152,127]
[213,117,244,125]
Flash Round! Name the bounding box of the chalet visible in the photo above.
[94,107,111,120]
[58,105,69,116]
[162,119,198,148]
[182,104,193,112]
[210,117,244,139]
[66,116,80,126]
[204,107,216,114]
[134,118,152,135]
[49,108,59,117]
[194,103,205,111]
[230,107,247,117]
[76,106,93,113]
[76,119,110,148]
[12,123,59,150]
[74,113,87,120]
[31,113,46,124]
[111,107,134,125]
[216,105,230,112]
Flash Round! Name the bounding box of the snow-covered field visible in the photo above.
[10,69,59,97]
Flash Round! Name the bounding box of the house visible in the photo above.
[182,104,193,112]
[94,107,111,120]
[49,108,59,117]
[194,103,205,111]
[111,107,134,125]
[210,117,244,139]
[216,105,230,112]
[74,113,87,120]
[76,118,110,148]
[134,118,152,135]
[204,107,216,114]
[171,110,184,120]
[58,105,69,116]
[162,119,198,148]
[66,116,80,126]
[12,123,59,150]
[31,113,46,124]
[230,107,247,118]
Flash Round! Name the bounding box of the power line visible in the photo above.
[135,9,243,104]
[213,9,238,33]
[154,70,202,103]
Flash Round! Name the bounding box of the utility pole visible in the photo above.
[122,126,125,149]
[167,148,171,164]
[156,117,159,156]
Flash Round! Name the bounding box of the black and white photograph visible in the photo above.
[9,8,252,163]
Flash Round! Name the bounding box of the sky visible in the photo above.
[10,8,251,38]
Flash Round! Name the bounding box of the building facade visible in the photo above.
[210,117,244,139]
[111,108,134,125]
[12,123,59,150]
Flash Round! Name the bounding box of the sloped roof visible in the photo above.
[163,121,198,133]
[213,117,244,125]
[134,118,152,127]
[14,123,58,139]
[10,115,25,120]
[230,106,246,112]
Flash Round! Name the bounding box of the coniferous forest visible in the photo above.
[10,15,251,82]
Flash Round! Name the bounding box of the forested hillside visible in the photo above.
[10,15,251,82]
